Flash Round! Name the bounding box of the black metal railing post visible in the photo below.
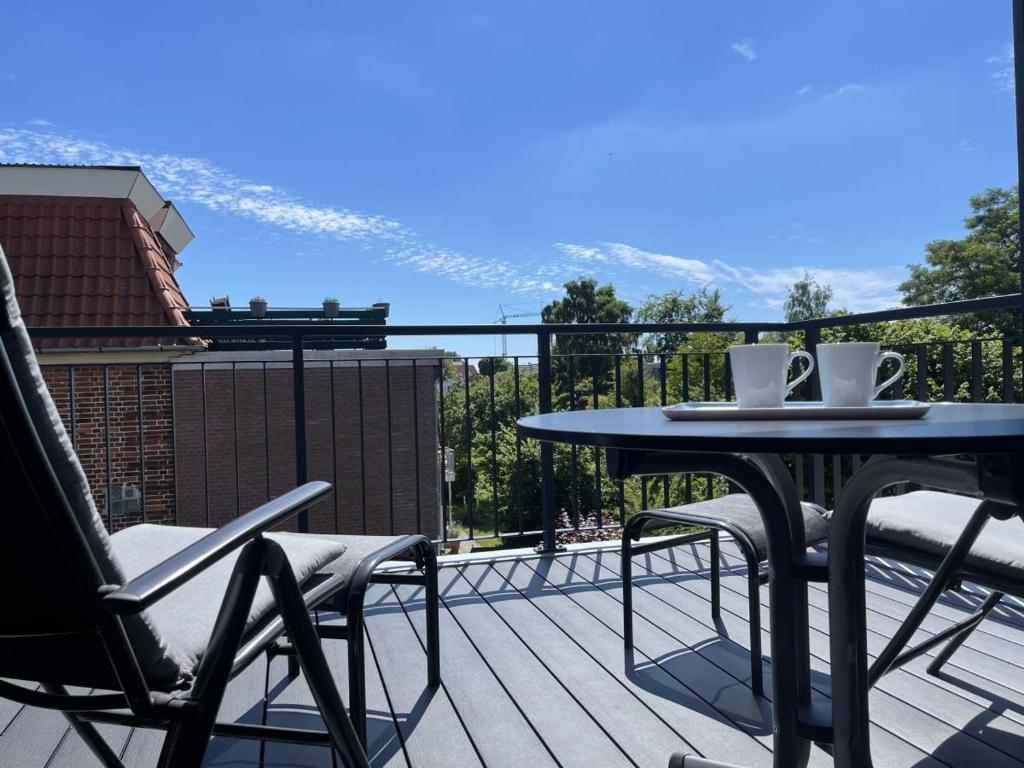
[803,324,826,505]
[536,331,558,553]
[292,333,309,532]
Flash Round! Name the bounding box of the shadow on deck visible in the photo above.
[2,540,1023,767]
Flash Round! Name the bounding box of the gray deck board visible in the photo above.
[460,561,694,766]
[629,546,1024,765]
[682,541,1024,721]
[581,550,949,767]
[2,543,1023,767]
[435,563,630,766]
[390,580,558,768]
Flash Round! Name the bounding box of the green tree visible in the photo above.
[477,357,509,376]
[784,272,835,322]
[541,278,634,399]
[635,287,730,353]
[899,186,1021,335]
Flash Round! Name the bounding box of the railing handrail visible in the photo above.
[25,292,1024,341]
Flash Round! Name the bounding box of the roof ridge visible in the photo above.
[119,203,195,336]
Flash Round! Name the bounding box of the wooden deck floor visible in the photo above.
[2,540,1023,767]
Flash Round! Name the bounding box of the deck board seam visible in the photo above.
[394,577,565,768]
[447,564,642,768]
[467,560,708,760]
[506,555,775,760]
[364,600,414,768]
[615,550,1023,766]
[383,582,490,768]
[677,543,1024,689]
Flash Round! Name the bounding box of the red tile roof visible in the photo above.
[0,195,195,348]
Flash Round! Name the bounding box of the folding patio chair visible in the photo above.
[623,488,1022,704]
[0,247,436,766]
[861,490,1024,686]
[621,493,830,696]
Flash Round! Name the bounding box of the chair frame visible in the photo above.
[865,498,1023,686]
[0,333,373,767]
[623,515,768,696]
[269,534,441,747]
[622,491,1023,705]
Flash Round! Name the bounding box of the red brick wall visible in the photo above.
[41,364,176,530]
[171,360,441,537]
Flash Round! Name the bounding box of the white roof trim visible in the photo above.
[0,165,193,255]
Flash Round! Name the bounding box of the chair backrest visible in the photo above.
[0,245,190,692]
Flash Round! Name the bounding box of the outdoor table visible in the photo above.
[517,402,1024,768]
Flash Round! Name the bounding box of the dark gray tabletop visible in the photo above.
[517,403,1024,455]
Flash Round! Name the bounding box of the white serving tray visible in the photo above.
[660,400,931,421]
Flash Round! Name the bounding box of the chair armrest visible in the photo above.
[102,481,332,615]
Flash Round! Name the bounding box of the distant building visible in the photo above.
[0,164,442,538]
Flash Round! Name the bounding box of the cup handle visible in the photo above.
[786,350,815,396]
[874,351,905,398]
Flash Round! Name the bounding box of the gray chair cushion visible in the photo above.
[111,525,346,672]
[864,490,1024,584]
[312,535,416,580]
[659,493,830,562]
[0,247,191,690]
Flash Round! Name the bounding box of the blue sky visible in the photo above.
[0,1,1017,355]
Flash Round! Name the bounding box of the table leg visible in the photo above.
[615,450,813,768]
[828,456,981,768]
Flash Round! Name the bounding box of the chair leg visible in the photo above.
[669,755,745,768]
[622,530,635,650]
[347,602,368,748]
[745,552,764,698]
[40,685,125,768]
[58,712,125,767]
[869,502,993,687]
[709,529,721,620]
[421,542,442,687]
[926,591,1004,675]
[160,542,267,767]
[268,554,369,768]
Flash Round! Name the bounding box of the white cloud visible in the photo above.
[603,242,717,283]
[958,138,975,153]
[730,39,757,62]
[28,118,55,127]
[554,242,608,263]
[553,241,903,314]
[987,43,1014,91]
[822,83,865,100]
[0,127,560,294]
[796,84,812,96]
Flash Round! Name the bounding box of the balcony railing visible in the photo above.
[28,293,1023,552]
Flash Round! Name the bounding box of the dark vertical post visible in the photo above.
[804,325,825,505]
[137,365,146,523]
[412,358,421,536]
[514,356,525,535]
[201,362,209,526]
[804,325,821,401]
[537,331,558,553]
[68,366,77,451]
[292,334,308,532]
[385,358,394,535]
[330,361,339,533]
[942,343,956,401]
[438,357,448,543]
[231,362,240,518]
[104,367,113,530]
[1014,0,1024,338]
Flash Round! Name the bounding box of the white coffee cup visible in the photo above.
[728,344,815,409]
[816,342,905,407]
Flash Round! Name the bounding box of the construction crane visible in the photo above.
[495,304,541,357]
